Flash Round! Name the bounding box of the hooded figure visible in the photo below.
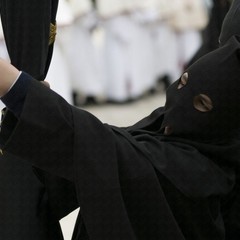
[1,36,240,239]
[0,1,78,239]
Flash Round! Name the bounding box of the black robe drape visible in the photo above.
[0,1,78,239]
[2,75,240,239]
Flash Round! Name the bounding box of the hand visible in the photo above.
[41,81,50,88]
[0,58,20,97]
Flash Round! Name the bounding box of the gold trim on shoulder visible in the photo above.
[49,22,57,45]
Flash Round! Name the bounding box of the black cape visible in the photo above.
[2,76,240,239]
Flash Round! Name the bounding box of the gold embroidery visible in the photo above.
[49,22,57,45]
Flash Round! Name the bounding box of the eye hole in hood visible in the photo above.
[178,72,188,89]
[193,94,213,112]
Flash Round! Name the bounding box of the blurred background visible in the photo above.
[0,0,233,239]
[0,0,232,107]
[46,0,231,106]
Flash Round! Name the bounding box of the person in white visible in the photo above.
[62,0,105,105]
[168,0,209,73]
[98,0,157,102]
[46,0,74,104]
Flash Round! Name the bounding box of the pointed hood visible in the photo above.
[162,35,240,141]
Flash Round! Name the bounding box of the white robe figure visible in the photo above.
[98,0,156,102]
[60,0,105,105]
[146,0,181,84]
[151,21,180,84]
[46,0,73,104]
[168,0,209,69]
[131,0,180,90]
[133,0,181,85]
[129,1,158,93]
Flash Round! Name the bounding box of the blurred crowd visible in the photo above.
[0,0,233,105]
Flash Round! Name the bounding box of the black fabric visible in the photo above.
[0,107,78,240]
[219,0,240,46]
[0,152,78,240]
[2,71,239,239]
[0,1,79,240]
[2,80,186,240]
[0,109,78,240]
[2,35,240,240]
[0,152,61,240]
[203,3,240,238]
[0,0,58,80]
[221,183,240,239]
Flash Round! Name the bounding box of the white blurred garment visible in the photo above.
[47,43,73,104]
[99,0,157,101]
[151,22,180,83]
[151,0,206,83]
[60,0,105,99]
[138,0,180,83]
[46,0,73,104]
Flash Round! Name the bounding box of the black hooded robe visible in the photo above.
[1,73,237,240]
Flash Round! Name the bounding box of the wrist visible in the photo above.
[0,59,20,97]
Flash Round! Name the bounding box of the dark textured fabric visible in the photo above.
[1,80,186,240]
[0,152,77,240]
[1,74,237,239]
[0,109,78,240]
[2,36,240,239]
[221,183,240,240]
[0,0,58,80]
[0,1,78,240]
[218,1,240,238]
[0,107,78,240]
[219,0,240,46]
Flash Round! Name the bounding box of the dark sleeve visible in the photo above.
[1,74,75,181]
[1,72,31,117]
